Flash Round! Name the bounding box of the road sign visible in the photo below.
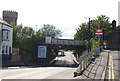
[95,34,103,38]
[45,37,51,44]
[95,29,103,39]
[38,46,47,58]
[96,29,103,34]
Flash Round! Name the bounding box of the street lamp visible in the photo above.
[84,17,94,52]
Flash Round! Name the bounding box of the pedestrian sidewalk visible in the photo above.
[75,50,109,80]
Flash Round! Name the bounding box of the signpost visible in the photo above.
[38,46,47,58]
[95,28,104,51]
[95,29,103,38]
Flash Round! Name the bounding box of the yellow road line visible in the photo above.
[108,56,111,80]
[108,56,114,80]
[111,56,114,80]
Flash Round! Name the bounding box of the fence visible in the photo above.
[79,46,101,75]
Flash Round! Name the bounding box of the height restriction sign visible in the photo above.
[96,29,103,35]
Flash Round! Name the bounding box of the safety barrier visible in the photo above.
[79,47,101,74]
[74,46,101,77]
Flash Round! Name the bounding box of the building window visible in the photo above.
[6,31,9,39]
[2,30,5,40]
[2,30,9,41]
[2,46,4,54]
[9,47,11,54]
[6,46,8,54]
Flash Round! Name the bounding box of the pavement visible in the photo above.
[51,51,79,66]
[74,49,120,81]
[108,50,120,80]
[75,50,109,80]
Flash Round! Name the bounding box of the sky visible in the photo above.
[0,0,119,39]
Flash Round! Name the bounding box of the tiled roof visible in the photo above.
[0,17,12,27]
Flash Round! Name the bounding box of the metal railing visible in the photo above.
[45,37,83,46]
[79,46,101,75]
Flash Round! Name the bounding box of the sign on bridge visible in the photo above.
[45,37,82,46]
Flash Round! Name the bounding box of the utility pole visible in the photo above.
[85,17,93,52]
[88,18,91,52]
[98,20,104,51]
[35,25,37,35]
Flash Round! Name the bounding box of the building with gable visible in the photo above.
[0,18,13,60]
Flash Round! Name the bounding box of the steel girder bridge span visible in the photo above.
[43,37,83,50]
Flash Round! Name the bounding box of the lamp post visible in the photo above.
[85,17,93,52]
[88,18,91,52]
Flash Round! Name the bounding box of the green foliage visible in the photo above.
[38,24,62,38]
[74,23,88,40]
[21,26,34,38]
[90,38,100,50]
[11,23,62,58]
[11,23,23,48]
[83,40,88,49]
[74,15,111,53]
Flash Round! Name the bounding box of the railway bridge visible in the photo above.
[44,37,83,50]
[38,37,83,59]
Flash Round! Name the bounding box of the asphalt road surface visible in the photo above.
[52,51,79,66]
[0,51,81,80]
[0,67,83,79]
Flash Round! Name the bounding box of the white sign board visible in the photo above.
[45,37,51,44]
[38,46,47,58]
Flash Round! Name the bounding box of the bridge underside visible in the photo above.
[41,44,83,50]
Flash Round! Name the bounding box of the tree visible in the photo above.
[11,22,35,53]
[74,15,111,52]
[21,26,34,39]
[19,26,35,53]
[37,24,62,38]
[10,23,63,64]
[74,23,88,40]
[11,22,23,48]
